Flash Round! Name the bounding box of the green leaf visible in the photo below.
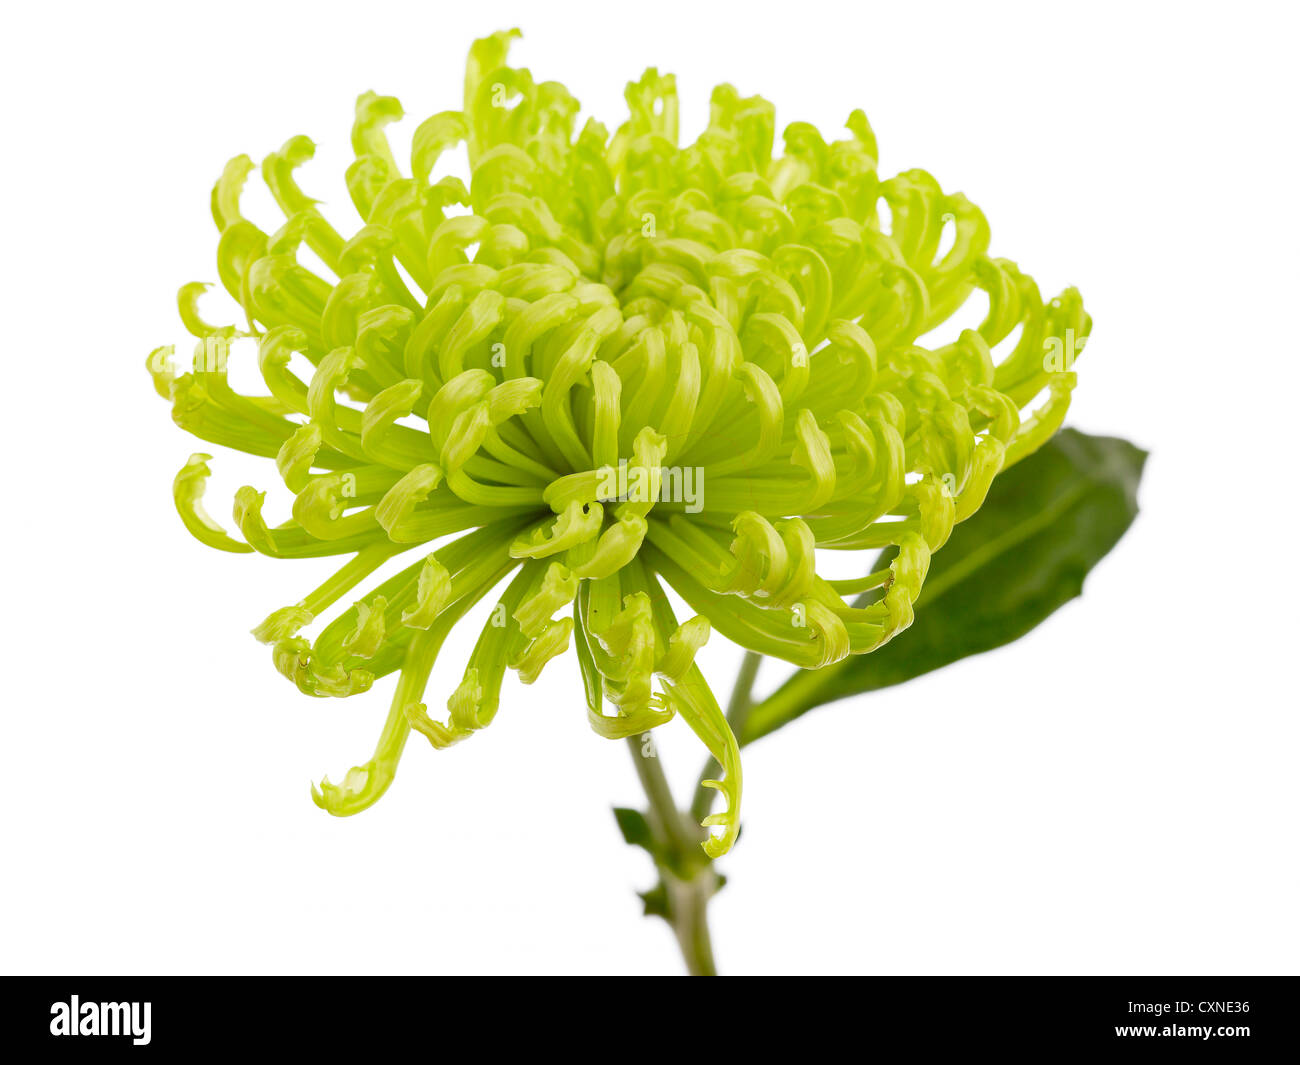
[638,884,670,919]
[613,807,655,852]
[741,429,1147,744]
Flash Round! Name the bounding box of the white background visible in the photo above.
[2,0,1297,975]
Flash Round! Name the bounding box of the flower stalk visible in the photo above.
[627,737,720,976]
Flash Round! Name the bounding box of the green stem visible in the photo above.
[626,736,718,977]
[628,734,698,860]
[735,664,832,747]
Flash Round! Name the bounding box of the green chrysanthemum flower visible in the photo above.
[148,29,1085,859]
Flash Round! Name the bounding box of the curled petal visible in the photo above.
[569,513,647,581]
[374,464,444,542]
[405,702,470,749]
[252,604,313,644]
[274,637,374,698]
[511,617,573,684]
[657,615,710,681]
[510,500,603,558]
[173,454,252,554]
[342,596,388,658]
[401,554,453,629]
[276,423,331,494]
[513,562,579,637]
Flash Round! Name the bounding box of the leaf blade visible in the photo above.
[742,429,1147,743]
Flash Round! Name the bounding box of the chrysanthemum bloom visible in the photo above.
[149,30,1085,858]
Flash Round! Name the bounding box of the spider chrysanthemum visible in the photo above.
[148,30,1086,858]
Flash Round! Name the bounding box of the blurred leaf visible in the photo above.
[638,883,670,919]
[742,429,1147,743]
[613,807,655,852]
